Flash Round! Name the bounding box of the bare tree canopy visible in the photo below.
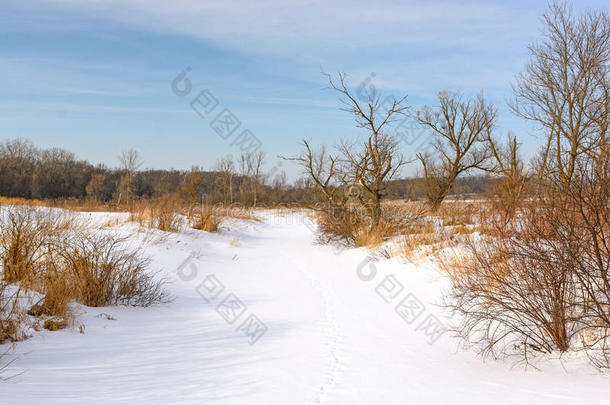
[416,91,496,209]
[119,149,143,173]
[117,149,142,204]
[511,2,609,187]
[282,140,345,206]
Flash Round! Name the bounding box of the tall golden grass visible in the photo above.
[0,205,169,342]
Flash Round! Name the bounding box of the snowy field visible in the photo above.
[2,211,609,404]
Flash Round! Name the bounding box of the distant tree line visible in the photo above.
[0,138,495,205]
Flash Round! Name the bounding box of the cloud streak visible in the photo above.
[15,0,525,56]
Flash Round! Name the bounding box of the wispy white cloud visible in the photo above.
[5,0,546,97]
[17,0,526,56]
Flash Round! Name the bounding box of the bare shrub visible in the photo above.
[316,204,400,247]
[357,202,427,248]
[316,204,365,244]
[317,201,424,248]
[443,231,575,359]
[558,155,610,367]
[56,232,169,307]
[0,206,71,283]
[444,154,610,364]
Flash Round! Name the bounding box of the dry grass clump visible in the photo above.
[436,201,478,226]
[30,270,73,319]
[313,201,422,248]
[0,197,120,213]
[438,246,512,281]
[0,317,20,344]
[0,205,169,347]
[128,200,148,226]
[52,197,120,213]
[316,201,426,248]
[43,317,67,331]
[274,206,304,216]
[218,206,261,222]
[0,206,72,283]
[354,219,405,248]
[400,230,448,261]
[0,283,28,344]
[130,198,262,234]
[188,204,260,232]
[99,216,129,229]
[190,205,221,232]
[150,194,182,232]
[56,233,168,307]
[129,195,183,232]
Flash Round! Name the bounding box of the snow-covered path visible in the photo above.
[2,212,609,404]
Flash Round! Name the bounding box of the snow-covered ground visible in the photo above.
[2,211,609,404]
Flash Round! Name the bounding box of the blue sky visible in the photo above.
[1,0,607,178]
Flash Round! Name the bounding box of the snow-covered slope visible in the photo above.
[2,212,609,404]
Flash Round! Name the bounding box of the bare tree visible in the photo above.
[249,151,265,206]
[283,140,345,207]
[483,131,529,221]
[118,149,142,204]
[511,3,609,188]
[237,154,251,204]
[215,156,235,205]
[444,3,610,366]
[119,149,142,174]
[416,91,495,210]
[0,138,38,198]
[338,134,407,226]
[326,72,410,225]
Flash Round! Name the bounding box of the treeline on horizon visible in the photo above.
[0,138,494,205]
